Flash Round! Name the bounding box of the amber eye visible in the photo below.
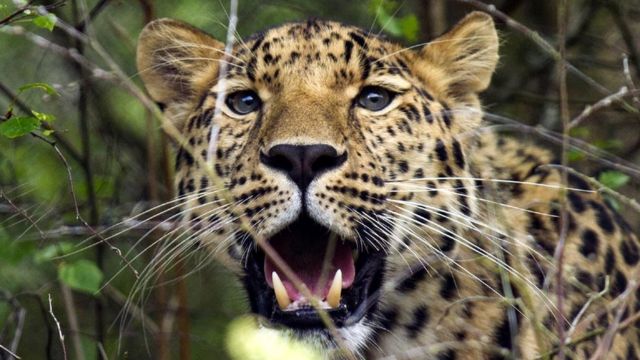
[356,86,394,111]
[225,90,261,115]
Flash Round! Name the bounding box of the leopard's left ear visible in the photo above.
[419,12,499,94]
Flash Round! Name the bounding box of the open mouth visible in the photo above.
[242,215,385,330]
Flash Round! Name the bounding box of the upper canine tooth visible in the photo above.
[327,269,342,308]
[272,271,291,310]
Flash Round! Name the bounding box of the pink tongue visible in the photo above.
[264,238,355,302]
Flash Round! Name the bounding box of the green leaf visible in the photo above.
[42,129,55,136]
[369,0,418,41]
[18,82,58,96]
[593,139,623,151]
[397,15,419,42]
[0,116,39,138]
[32,14,57,31]
[35,242,74,264]
[59,260,103,295]
[569,126,589,138]
[32,110,56,123]
[598,171,630,189]
[567,149,585,162]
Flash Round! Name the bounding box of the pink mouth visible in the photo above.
[263,226,355,302]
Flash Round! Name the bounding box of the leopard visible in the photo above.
[136,12,640,359]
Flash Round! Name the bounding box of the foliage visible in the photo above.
[58,259,104,295]
[0,0,639,359]
[369,0,419,41]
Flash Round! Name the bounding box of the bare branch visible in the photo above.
[47,294,67,360]
[0,344,21,359]
[569,87,640,129]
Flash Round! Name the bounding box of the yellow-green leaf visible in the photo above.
[18,82,58,96]
[0,116,39,138]
[226,316,323,360]
[32,110,55,123]
[33,14,57,31]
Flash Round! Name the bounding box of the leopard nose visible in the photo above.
[260,144,347,190]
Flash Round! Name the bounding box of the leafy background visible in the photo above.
[0,0,639,359]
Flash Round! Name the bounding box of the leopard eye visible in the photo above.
[225,90,261,115]
[356,86,394,111]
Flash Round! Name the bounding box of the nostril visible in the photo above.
[311,153,347,173]
[268,153,295,172]
[260,144,347,190]
[311,155,336,172]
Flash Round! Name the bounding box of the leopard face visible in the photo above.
[137,13,498,355]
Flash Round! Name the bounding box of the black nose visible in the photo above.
[260,144,347,190]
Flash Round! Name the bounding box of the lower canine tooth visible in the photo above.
[272,271,291,310]
[327,269,342,308]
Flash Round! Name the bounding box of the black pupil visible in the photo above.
[240,94,255,107]
[367,92,383,104]
[228,91,259,114]
[360,87,389,110]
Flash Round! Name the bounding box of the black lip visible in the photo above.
[241,217,386,330]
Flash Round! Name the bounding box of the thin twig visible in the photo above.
[541,166,640,214]
[76,0,112,31]
[453,0,612,96]
[70,0,105,351]
[45,127,140,278]
[569,87,639,129]
[47,294,68,360]
[0,344,21,359]
[622,55,640,105]
[589,276,639,359]
[0,80,84,164]
[606,1,640,77]
[60,285,85,360]
[553,2,569,359]
[0,1,35,28]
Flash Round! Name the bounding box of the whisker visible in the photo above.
[387,177,595,194]
[390,183,558,217]
[386,205,556,312]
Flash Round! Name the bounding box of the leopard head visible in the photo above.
[137,12,498,354]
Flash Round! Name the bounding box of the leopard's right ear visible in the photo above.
[136,18,224,113]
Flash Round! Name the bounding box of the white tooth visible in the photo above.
[327,269,342,308]
[272,271,291,310]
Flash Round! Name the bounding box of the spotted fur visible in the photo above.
[137,12,640,359]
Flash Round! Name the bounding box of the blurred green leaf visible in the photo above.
[35,242,74,264]
[59,260,104,295]
[0,226,37,264]
[569,126,589,138]
[598,171,630,190]
[593,139,623,151]
[0,116,39,138]
[370,0,418,41]
[226,316,322,360]
[18,82,58,96]
[567,149,585,162]
[32,14,57,31]
[396,15,418,42]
